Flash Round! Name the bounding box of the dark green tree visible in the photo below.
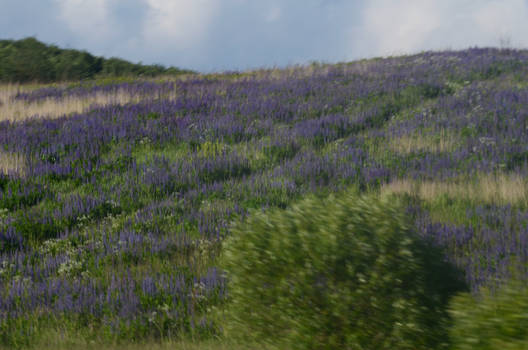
[0,37,192,83]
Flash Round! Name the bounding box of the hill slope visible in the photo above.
[1,47,528,348]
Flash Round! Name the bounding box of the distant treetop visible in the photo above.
[0,37,194,83]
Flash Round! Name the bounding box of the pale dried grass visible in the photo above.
[382,173,528,205]
[0,81,183,122]
[389,129,459,154]
[0,90,157,122]
[0,150,25,176]
[0,83,31,109]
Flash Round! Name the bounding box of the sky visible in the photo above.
[1,0,528,72]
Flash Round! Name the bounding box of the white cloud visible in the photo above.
[473,0,528,47]
[358,0,528,57]
[362,0,443,56]
[142,0,218,50]
[53,0,115,44]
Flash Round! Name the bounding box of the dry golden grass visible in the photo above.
[0,150,25,176]
[389,129,459,154]
[0,89,160,122]
[0,80,185,122]
[0,83,33,117]
[382,173,528,205]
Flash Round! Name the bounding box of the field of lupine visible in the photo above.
[1,47,528,348]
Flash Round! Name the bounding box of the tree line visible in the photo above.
[0,37,194,83]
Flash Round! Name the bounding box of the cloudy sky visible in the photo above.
[1,0,527,72]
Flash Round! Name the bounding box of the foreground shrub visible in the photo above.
[219,191,466,349]
[450,279,528,350]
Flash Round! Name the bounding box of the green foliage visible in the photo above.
[219,191,466,350]
[450,280,528,350]
[51,49,103,81]
[0,37,193,83]
[198,141,228,159]
[0,179,46,211]
[262,141,300,163]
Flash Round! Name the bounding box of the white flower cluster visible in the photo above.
[40,238,88,278]
[0,260,14,278]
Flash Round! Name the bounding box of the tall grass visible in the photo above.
[389,129,460,154]
[0,150,24,175]
[0,86,178,122]
[382,173,528,206]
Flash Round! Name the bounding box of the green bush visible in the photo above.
[219,191,466,350]
[450,280,528,350]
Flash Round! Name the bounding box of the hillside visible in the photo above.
[1,47,528,349]
[0,37,193,83]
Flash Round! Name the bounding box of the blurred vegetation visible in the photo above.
[449,279,528,350]
[0,37,194,83]
[218,190,466,350]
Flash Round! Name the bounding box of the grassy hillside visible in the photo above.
[1,47,528,348]
[0,37,194,83]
